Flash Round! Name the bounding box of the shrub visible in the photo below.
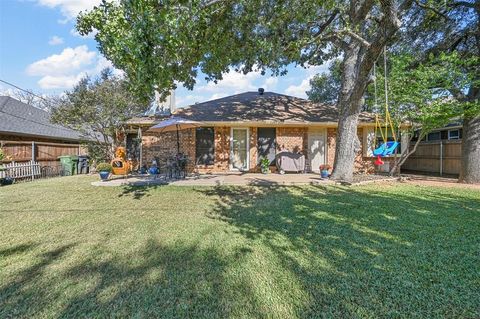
[260,157,270,171]
[0,148,4,162]
[96,162,112,173]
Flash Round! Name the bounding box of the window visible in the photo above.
[427,131,441,141]
[195,127,214,165]
[257,128,276,166]
[448,129,460,140]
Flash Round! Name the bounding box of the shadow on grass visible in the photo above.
[198,185,480,317]
[0,243,38,257]
[1,185,478,318]
[0,244,75,317]
[117,184,165,199]
[0,240,257,318]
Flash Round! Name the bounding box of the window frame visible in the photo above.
[257,127,277,166]
[448,129,460,140]
[195,127,215,166]
[426,131,441,142]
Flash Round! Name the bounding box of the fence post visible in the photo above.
[439,141,443,176]
[31,142,36,181]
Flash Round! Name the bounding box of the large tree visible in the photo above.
[51,69,145,161]
[395,0,480,183]
[369,52,472,174]
[78,0,422,181]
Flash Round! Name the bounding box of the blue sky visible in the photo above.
[0,0,329,108]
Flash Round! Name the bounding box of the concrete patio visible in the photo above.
[91,172,334,187]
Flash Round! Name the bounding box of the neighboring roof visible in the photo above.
[0,96,85,141]
[127,91,375,126]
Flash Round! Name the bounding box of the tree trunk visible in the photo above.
[331,112,361,181]
[459,115,480,183]
[389,132,423,176]
[331,44,367,181]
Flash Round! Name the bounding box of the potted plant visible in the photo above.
[260,157,270,174]
[319,164,331,178]
[96,162,112,181]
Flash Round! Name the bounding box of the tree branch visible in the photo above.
[414,0,449,20]
[341,29,371,47]
[313,9,340,37]
[352,0,376,23]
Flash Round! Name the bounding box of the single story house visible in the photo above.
[0,96,86,166]
[125,91,408,174]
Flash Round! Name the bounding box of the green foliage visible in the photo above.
[306,60,341,104]
[0,148,4,162]
[96,162,112,173]
[260,157,270,172]
[76,1,400,101]
[367,52,478,139]
[51,68,146,161]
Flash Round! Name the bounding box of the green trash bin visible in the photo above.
[70,156,79,175]
[58,155,79,176]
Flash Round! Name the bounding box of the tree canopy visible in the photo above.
[77,0,413,102]
[51,69,146,161]
[306,60,341,104]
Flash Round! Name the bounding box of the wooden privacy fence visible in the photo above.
[0,140,86,166]
[402,140,461,175]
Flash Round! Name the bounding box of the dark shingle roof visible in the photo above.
[0,96,84,141]
[172,92,375,123]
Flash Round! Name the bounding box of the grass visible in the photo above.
[0,176,479,318]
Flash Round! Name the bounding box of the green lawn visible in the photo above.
[0,176,479,318]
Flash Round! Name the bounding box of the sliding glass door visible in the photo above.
[231,128,249,171]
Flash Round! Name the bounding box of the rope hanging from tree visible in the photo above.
[373,46,399,166]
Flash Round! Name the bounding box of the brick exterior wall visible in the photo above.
[276,127,308,155]
[326,128,336,168]
[141,128,195,172]
[196,126,230,173]
[140,125,388,174]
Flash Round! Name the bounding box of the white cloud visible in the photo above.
[209,93,229,100]
[35,0,99,20]
[48,35,64,45]
[37,74,86,90]
[262,77,278,91]
[27,45,96,77]
[197,70,262,94]
[284,63,331,98]
[26,45,118,89]
[176,94,203,108]
[285,79,311,98]
[174,68,269,108]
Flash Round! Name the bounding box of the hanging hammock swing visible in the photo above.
[372,47,399,166]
